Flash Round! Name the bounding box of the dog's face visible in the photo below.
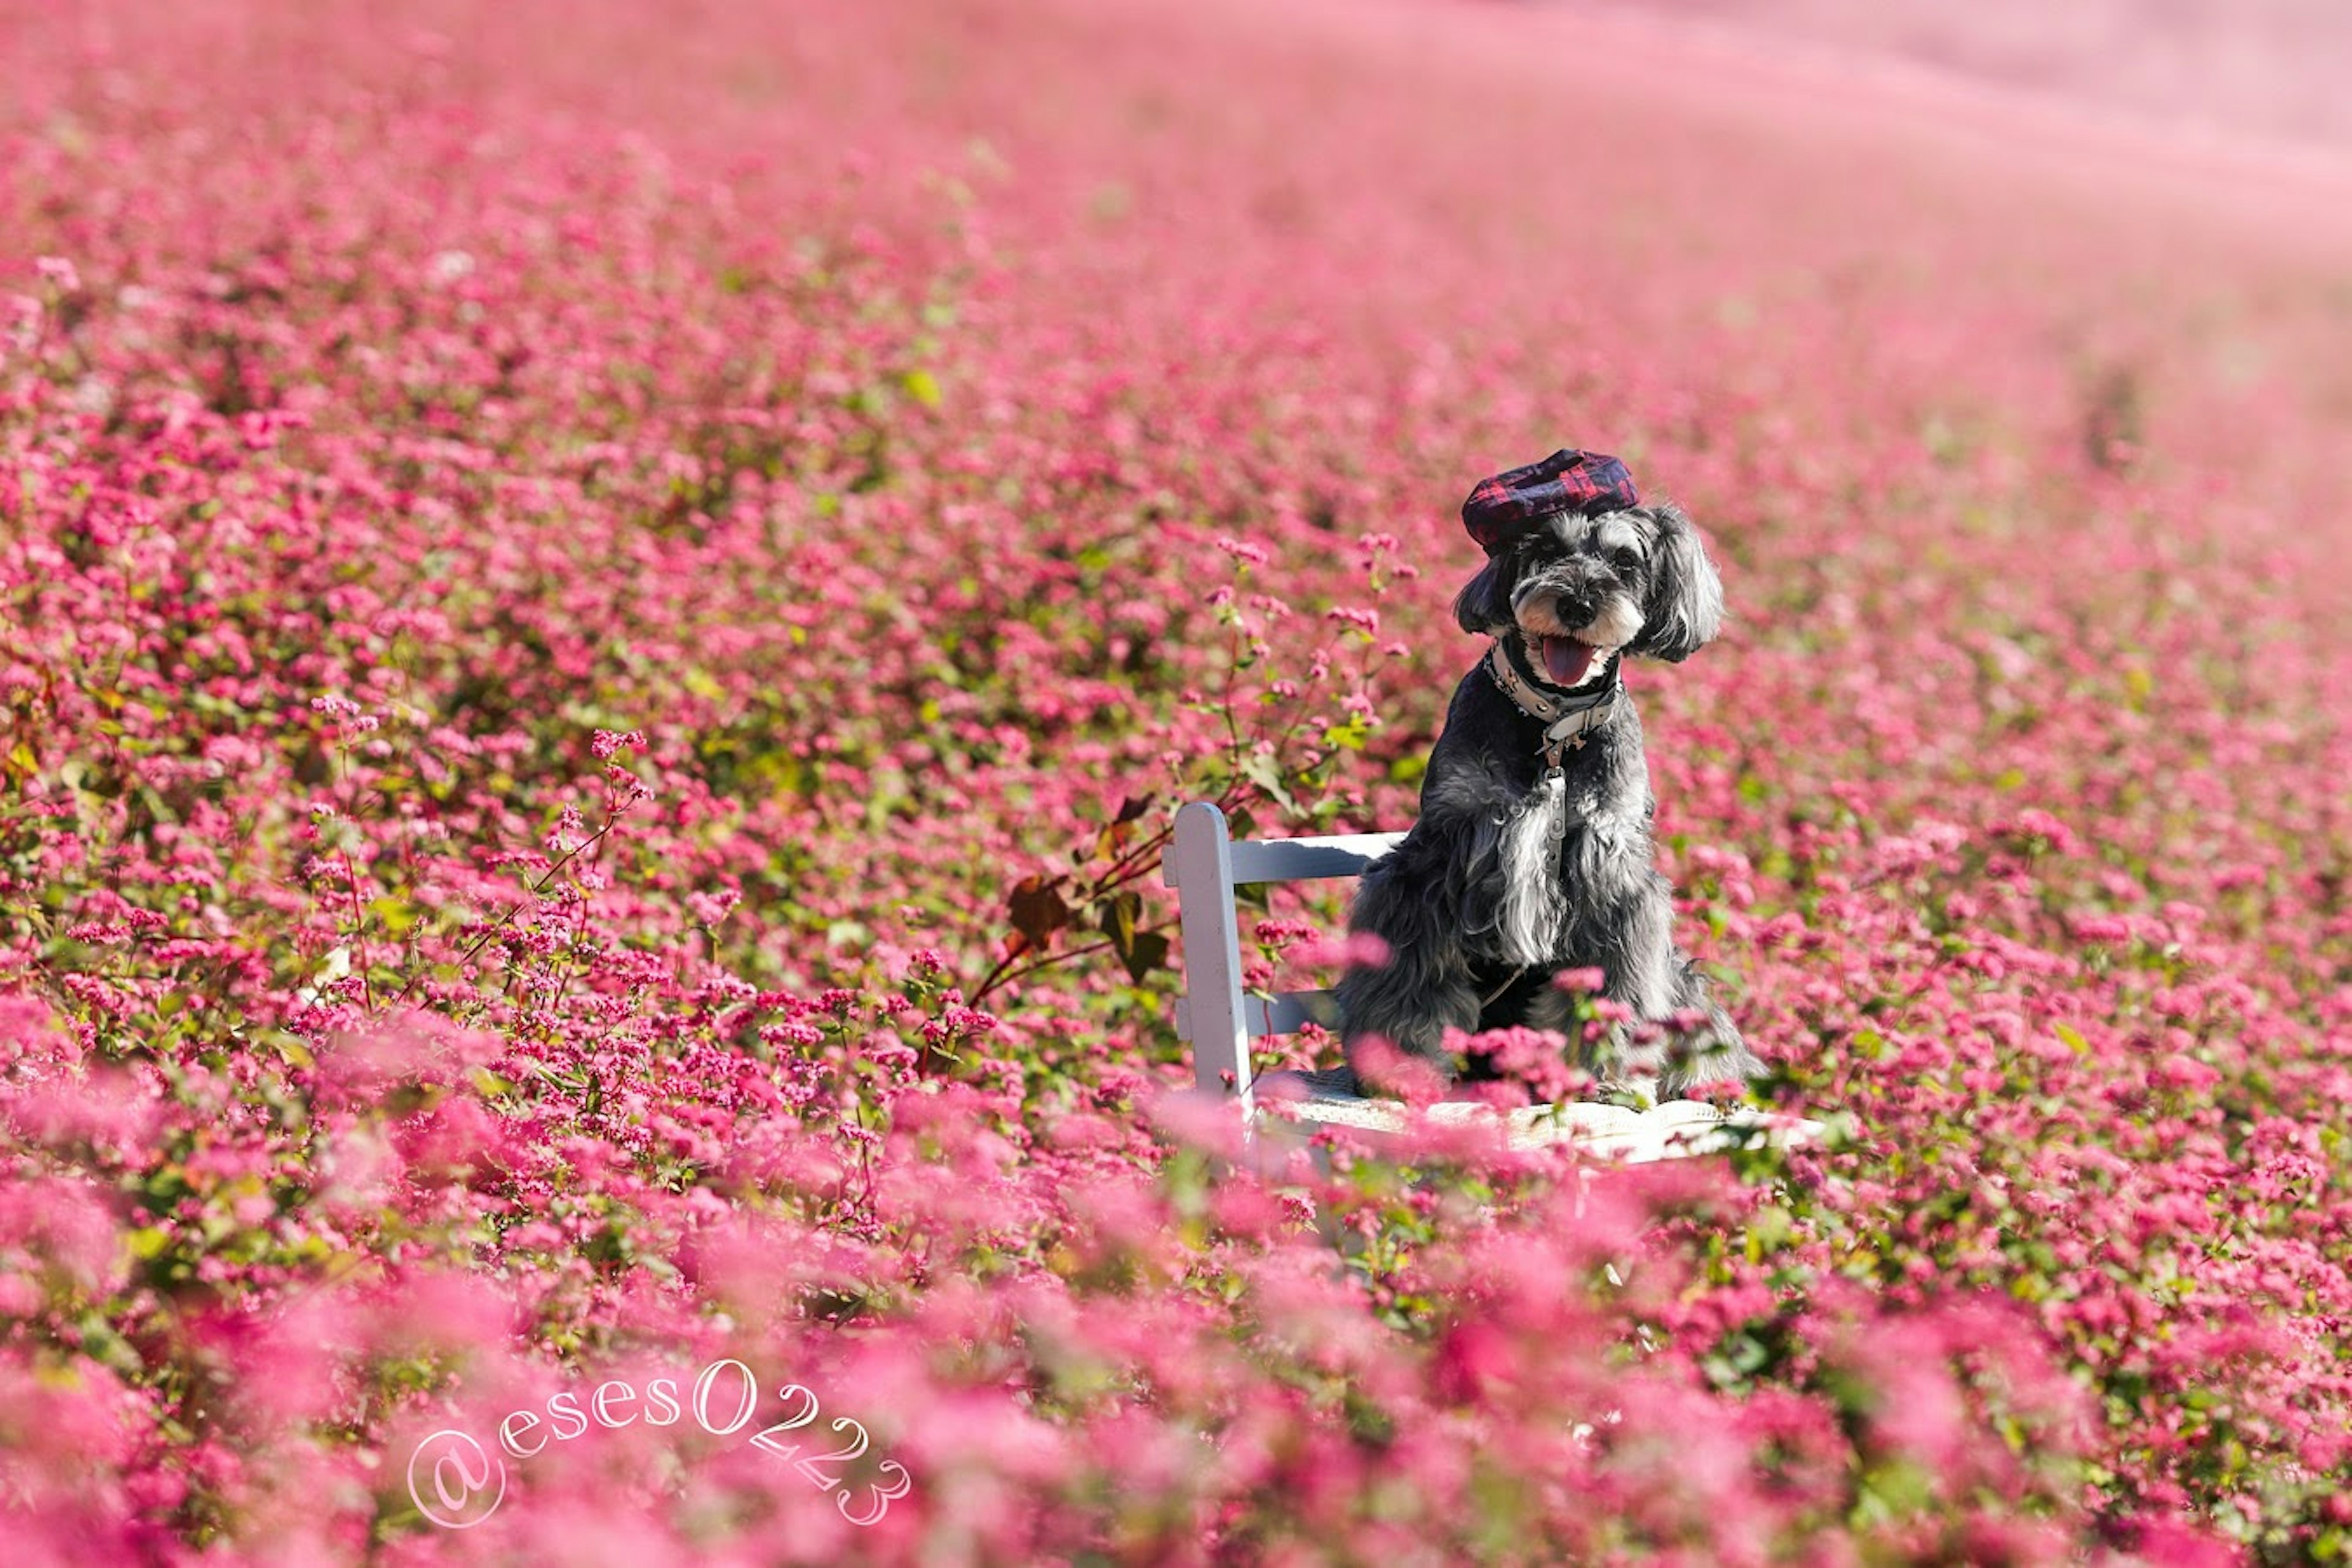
[1452,502,1725,687]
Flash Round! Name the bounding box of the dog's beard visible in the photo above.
[1514,589,1642,688]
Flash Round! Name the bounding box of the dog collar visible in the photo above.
[1485,637,1621,771]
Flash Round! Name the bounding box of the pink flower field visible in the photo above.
[3,0,2348,1561]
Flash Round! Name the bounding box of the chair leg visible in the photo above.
[1169,802,1255,1109]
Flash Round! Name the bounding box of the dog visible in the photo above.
[1331,449,1760,1099]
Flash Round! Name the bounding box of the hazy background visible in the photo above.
[1591,0,2352,153]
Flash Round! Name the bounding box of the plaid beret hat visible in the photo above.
[1461,448,1640,554]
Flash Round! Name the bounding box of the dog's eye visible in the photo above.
[1608,546,1643,573]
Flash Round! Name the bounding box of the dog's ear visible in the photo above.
[1453,557,1513,635]
[1625,502,1724,662]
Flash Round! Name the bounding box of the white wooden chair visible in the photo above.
[1163,800,1401,1106]
[1160,800,1821,1163]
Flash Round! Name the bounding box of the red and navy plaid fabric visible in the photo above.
[1461,449,1639,553]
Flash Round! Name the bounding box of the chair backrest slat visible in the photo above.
[1174,987,1339,1043]
[1215,832,1401,887]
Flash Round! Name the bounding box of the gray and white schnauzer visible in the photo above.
[1332,448,1760,1099]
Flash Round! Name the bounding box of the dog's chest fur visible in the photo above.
[1427,663,1655,970]
[1492,758,1651,967]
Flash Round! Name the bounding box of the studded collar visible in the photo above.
[1484,636,1623,771]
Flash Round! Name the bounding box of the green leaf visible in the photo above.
[1322,715,1371,752]
[368,895,418,936]
[1239,753,1295,812]
[265,1033,315,1069]
[1101,893,1176,982]
[1095,892,1168,981]
[1120,930,1170,983]
[1096,889,1140,952]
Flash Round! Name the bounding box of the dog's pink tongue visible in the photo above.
[1543,636,1599,687]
